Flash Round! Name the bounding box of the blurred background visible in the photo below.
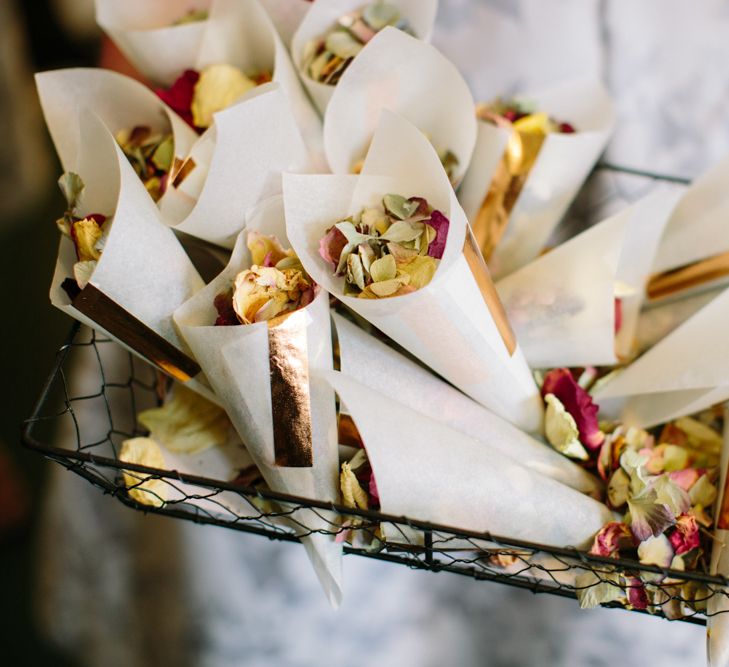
[2,0,727,665]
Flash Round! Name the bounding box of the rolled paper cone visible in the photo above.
[636,287,722,355]
[332,312,601,495]
[158,82,309,248]
[325,370,612,549]
[285,110,543,432]
[36,67,308,249]
[35,67,197,175]
[48,110,213,401]
[496,189,680,368]
[323,27,477,185]
[94,0,211,86]
[195,0,326,171]
[173,195,342,605]
[291,0,438,115]
[258,0,311,47]
[653,153,729,275]
[708,406,729,666]
[458,78,615,279]
[594,285,729,427]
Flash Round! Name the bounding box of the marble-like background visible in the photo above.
[36,1,728,665]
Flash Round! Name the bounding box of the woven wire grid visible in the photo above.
[21,164,729,625]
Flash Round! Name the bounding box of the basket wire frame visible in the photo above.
[21,164,729,625]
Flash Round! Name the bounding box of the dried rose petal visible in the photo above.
[668,514,700,555]
[318,226,348,268]
[156,69,200,130]
[625,577,649,610]
[426,210,449,260]
[541,368,604,450]
[213,290,238,326]
[407,196,430,216]
[368,470,380,505]
[559,122,576,134]
[589,521,632,558]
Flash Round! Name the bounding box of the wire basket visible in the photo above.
[21,164,729,625]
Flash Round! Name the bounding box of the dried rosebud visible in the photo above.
[541,368,604,450]
[319,226,348,268]
[157,69,200,129]
[667,514,700,555]
[426,210,449,260]
[589,521,632,558]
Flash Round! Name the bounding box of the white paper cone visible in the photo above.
[48,110,212,399]
[35,67,197,174]
[285,110,543,431]
[636,288,722,355]
[291,0,438,115]
[496,189,680,368]
[258,0,311,48]
[36,67,308,249]
[323,27,477,184]
[332,312,601,496]
[159,82,309,248]
[594,286,729,427]
[654,153,729,273]
[708,406,729,666]
[458,78,615,278]
[94,0,211,86]
[173,195,342,605]
[195,0,326,171]
[325,370,611,548]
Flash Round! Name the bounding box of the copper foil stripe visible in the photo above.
[462,227,518,356]
[268,312,314,468]
[646,250,729,301]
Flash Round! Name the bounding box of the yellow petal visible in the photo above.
[138,385,230,454]
[191,64,257,129]
[72,218,103,262]
[544,394,589,460]
[396,255,438,290]
[119,437,167,507]
[247,230,291,267]
[340,461,369,510]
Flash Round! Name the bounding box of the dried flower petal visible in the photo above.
[138,385,230,454]
[625,576,649,610]
[191,64,257,129]
[248,230,291,267]
[318,226,348,268]
[688,474,717,508]
[575,570,625,609]
[71,218,103,262]
[543,394,589,460]
[667,514,700,555]
[119,437,167,507]
[426,210,449,259]
[340,461,368,510]
[628,491,675,542]
[651,474,691,516]
[541,368,604,450]
[589,521,632,558]
[157,69,199,129]
[637,533,675,567]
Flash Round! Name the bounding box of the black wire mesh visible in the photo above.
[21,164,729,625]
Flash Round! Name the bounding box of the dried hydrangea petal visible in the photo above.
[652,474,691,516]
[383,194,419,220]
[628,491,675,542]
[575,570,625,609]
[369,254,396,283]
[138,385,230,454]
[119,437,167,508]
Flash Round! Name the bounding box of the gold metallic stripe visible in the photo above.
[462,227,517,357]
[646,250,729,301]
